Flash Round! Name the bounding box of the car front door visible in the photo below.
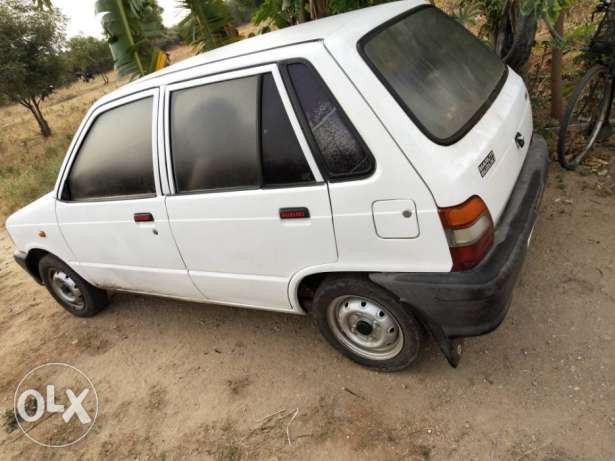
[163,65,337,311]
[55,90,203,300]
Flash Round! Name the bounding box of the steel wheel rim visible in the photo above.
[326,296,404,361]
[48,269,85,310]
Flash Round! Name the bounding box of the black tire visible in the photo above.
[558,65,612,170]
[39,254,108,317]
[311,274,422,371]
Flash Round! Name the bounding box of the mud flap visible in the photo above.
[406,304,464,368]
[427,319,464,368]
[438,337,464,368]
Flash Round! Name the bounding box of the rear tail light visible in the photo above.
[439,196,494,271]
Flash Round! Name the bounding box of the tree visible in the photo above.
[464,0,570,72]
[177,0,238,53]
[95,0,168,79]
[66,36,115,84]
[252,0,399,32]
[0,0,66,137]
[253,0,303,29]
[227,0,262,25]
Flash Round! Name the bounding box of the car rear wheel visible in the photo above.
[311,275,422,371]
[39,254,108,317]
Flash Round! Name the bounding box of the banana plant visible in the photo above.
[177,0,238,53]
[253,0,302,30]
[95,0,168,78]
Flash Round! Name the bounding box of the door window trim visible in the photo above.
[55,88,162,203]
[278,58,376,182]
[163,64,324,196]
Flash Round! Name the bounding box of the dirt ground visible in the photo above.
[0,147,614,460]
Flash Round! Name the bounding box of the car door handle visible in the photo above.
[279,207,310,219]
[134,212,154,223]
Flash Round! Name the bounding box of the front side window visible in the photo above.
[65,97,155,201]
[170,73,315,193]
[286,63,373,179]
[360,7,506,143]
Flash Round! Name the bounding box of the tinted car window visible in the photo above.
[66,97,155,201]
[361,7,506,142]
[171,76,260,192]
[286,63,372,179]
[261,73,314,185]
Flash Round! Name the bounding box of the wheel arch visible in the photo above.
[292,269,435,341]
[292,269,379,313]
[24,248,51,284]
[22,249,92,287]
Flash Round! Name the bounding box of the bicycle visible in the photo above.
[557,0,615,169]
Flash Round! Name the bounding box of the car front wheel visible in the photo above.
[39,254,108,317]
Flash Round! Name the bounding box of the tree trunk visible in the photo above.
[492,0,538,74]
[309,0,327,20]
[297,0,306,23]
[21,97,52,137]
[32,98,51,137]
[550,11,565,121]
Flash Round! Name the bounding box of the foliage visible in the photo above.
[328,0,389,15]
[252,0,393,30]
[32,0,52,9]
[252,0,298,29]
[0,0,66,136]
[451,0,483,26]
[227,0,261,24]
[96,0,168,79]
[520,0,571,19]
[466,0,571,37]
[177,0,238,53]
[156,23,184,49]
[65,36,115,74]
[452,0,573,71]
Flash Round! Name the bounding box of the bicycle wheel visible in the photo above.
[558,65,613,170]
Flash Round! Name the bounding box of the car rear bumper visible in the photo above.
[369,135,549,346]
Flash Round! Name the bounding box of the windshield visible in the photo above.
[360,7,506,144]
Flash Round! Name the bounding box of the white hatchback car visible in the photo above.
[7,0,548,370]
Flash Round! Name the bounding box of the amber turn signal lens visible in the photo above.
[439,196,494,271]
[438,196,488,229]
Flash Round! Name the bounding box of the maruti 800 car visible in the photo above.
[6,0,548,370]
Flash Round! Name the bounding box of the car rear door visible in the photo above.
[162,65,337,311]
[55,89,202,299]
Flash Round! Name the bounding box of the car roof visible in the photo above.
[97,0,423,103]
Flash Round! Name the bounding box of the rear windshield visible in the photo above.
[360,7,506,143]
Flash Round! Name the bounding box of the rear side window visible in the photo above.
[65,97,155,201]
[261,74,314,185]
[286,63,373,179]
[360,7,506,143]
[170,73,315,193]
[170,76,260,192]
